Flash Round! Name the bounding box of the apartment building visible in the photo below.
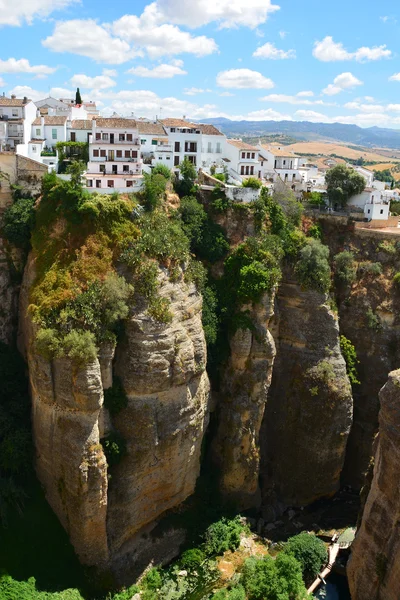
[225,139,260,181]
[161,118,202,167]
[198,124,225,169]
[85,118,142,192]
[0,95,37,151]
[138,121,172,166]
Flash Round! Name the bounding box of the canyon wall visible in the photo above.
[348,369,400,600]
[260,272,353,518]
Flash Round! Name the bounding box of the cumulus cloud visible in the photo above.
[112,6,218,59]
[217,68,274,89]
[42,19,139,64]
[7,84,74,101]
[126,63,187,78]
[389,73,400,81]
[253,42,295,59]
[246,108,292,120]
[0,58,56,76]
[0,0,77,27]
[156,0,280,29]
[260,92,333,106]
[313,36,392,62]
[297,90,314,97]
[219,91,235,97]
[102,69,117,77]
[70,73,117,90]
[344,102,386,113]
[0,77,6,88]
[294,110,332,122]
[322,72,363,96]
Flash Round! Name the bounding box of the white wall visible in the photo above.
[200,134,225,168]
[225,186,261,203]
[364,202,390,220]
[23,101,37,144]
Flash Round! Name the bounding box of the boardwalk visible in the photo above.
[307,543,340,595]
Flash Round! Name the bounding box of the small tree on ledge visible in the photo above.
[75,87,82,105]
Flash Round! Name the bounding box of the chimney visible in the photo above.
[23,96,28,104]
[11,94,16,100]
[36,109,40,117]
[41,116,45,128]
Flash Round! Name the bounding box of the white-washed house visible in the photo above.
[198,124,226,170]
[85,118,142,193]
[161,118,202,168]
[224,139,260,182]
[0,95,37,151]
[138,121,172,167]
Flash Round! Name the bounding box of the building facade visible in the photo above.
[0,95,37,150]
[225,139,260,181]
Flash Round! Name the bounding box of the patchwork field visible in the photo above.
[285,141,400,164]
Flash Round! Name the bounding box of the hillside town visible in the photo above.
[0,91,397,226]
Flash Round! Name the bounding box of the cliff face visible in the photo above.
[21,258,210,573]
[212,291,276,509]
[0,237,18,344]
[348,370,400,600]
[260,273,353,516]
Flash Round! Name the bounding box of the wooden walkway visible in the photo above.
[307,543,340,594]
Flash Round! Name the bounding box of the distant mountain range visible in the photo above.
[198,118,400,150]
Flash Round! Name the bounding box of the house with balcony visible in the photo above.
[85,118,143,192]
[161,118,202,168]
[0,95,37,151]
[138,121,172,167]
[68,119,93,143]
[224,139,260,182]
[198,124,226,170]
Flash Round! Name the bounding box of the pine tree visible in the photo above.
[75,87,82,105]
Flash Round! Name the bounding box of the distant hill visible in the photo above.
[197,118,400,150]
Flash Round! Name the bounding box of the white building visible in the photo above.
[68,119,92,143]
[35,97,70,117]
[0,95,37,150]
[364,197,390,221]
[31,115,68,148]
[198,124,225,170]
[85,117,142,193]
[138,121,172,167]
[224,139,260,182]
[161,118,202,168]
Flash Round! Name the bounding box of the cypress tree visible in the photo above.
[75,87,82,105]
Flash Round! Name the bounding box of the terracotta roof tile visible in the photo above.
[32,116,68,126]
[0,96,30,107]
[227,139,259,151]
[71,119,93,130]
[137,122,167,135]
[161,118,197,128]
[261,144,300,158]
[95,118,137,129]
[197,123,224,136]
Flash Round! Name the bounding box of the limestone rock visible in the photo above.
[348,370,400,600]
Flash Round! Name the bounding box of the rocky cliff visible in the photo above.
[260,272,353,517]
[212,290,276,510]
[20,257,210,575]
[348,369,400,600]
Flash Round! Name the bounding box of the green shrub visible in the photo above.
[104,377,128,416]
[366,307,381,330]
[283,532,327,584]
[237,261,280,302]
[111,585,140,600]
[212,586,246,600]
[295,238,331,293]
[174,158,197,197]
[340,335,360,386]
[393,272,400,288]
[242,177,262,189]
[242,553,307,600]
[142,567,162,591]
[185,259,207,292]
[214,173,226,183]
[152,163,172,180]
[204,517,245,556]
[148,296,173,324]
[0,575,85,599]
[62,330,98,364]
[202,285,219,347]
[307,191,325,207]
[35,328,61,360]
[101,432,127,467]
[333,251,357,286]
[143,172,167,211]
[378,240,396,254]
[180,548,205,569]
[358,261,382,276]
[308,223,322,240]
[2,196,36,250]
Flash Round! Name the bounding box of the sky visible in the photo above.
[2,0,400,127]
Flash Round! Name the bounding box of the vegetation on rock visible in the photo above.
[295,239,331,293]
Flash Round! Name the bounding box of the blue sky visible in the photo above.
[2,0,400,127]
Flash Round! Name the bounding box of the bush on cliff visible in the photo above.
[2,196,36,250]
[340,335,360,386]
[295,238,331,294]
[241,553,308,600]
[204,517,246,556]
[333,251,357,286]
[282,532,327,584]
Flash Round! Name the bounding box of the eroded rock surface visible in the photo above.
[348,370,400,600]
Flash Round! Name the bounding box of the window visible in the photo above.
[175,141,180,152]
[185,142,197,152]
[174,156,180,166]
[216,142,221,153]
[245,166,249,175]
[116,150,122,158]
[251,153,255,159]
[380,209,384,214]
[127,181,133,188]
[32,146,36,153]
[283,160,286,166]
[70,132,76,142]
[250,166,254,175]
[102,133,109,141]
[12,109,18,117]
[127,134,133,142]
[52,129,57,140]
[87,180,93,187]
[141,139,146,144]
[119,134,125,141]
[241,166,245,175]
[100,150,106,157]
[99,164,105,173]
[112,165,117,174]
[170,128,176,132]
[152,139,158,145]
[93,149,99,157]
[261,161,264,167]
[36,128,40,136]
[241,152,246,159]
[123,165,129,173]
[132,150,138,158]
[247,153,250,159]
[107,180,114,188]
[124,150,130,158]
[368,209,371,214]
[207,142,212,153]
[96,133,101,141]
[166,156,170,160]
[96,180,101,188]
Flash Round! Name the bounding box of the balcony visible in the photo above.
[90,136,140,145]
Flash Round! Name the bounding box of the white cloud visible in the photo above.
[0,78,6,88]
[246,108,292,120]
[70,74,117,90]
[112,6,218,59]
[219,91,235,97]
[260,92,333,106]
[217,68,274,89]
[279,30,286,39]
[389,73,400,81]
[297,90,314,97]
[387,104,400,112]
[156,0,280,29]
[253,42,295,59]
[344,102,386,113]
[322,72,363,96]
[184,87,212,95]
[295,110,332,122]
[7,84,74,101]
[364,96,375,102]
[313,36,392,62]
[103,69,117,77]
[42,19,138,64]
[0,0,77,27]
[126,63,187,78]
[0,58,56,76]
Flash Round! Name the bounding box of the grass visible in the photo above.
[0,475,94,597]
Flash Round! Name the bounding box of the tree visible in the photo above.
[373,169,395,186]
[174,157,197,197]
[142,172,167,211]
[295,238,331,293]
[75,87,82,105]
[283,532,328,585]
[325,164,365,208]
[241,554,308,600]
[2,196,36,250]
[66,160,86,189]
